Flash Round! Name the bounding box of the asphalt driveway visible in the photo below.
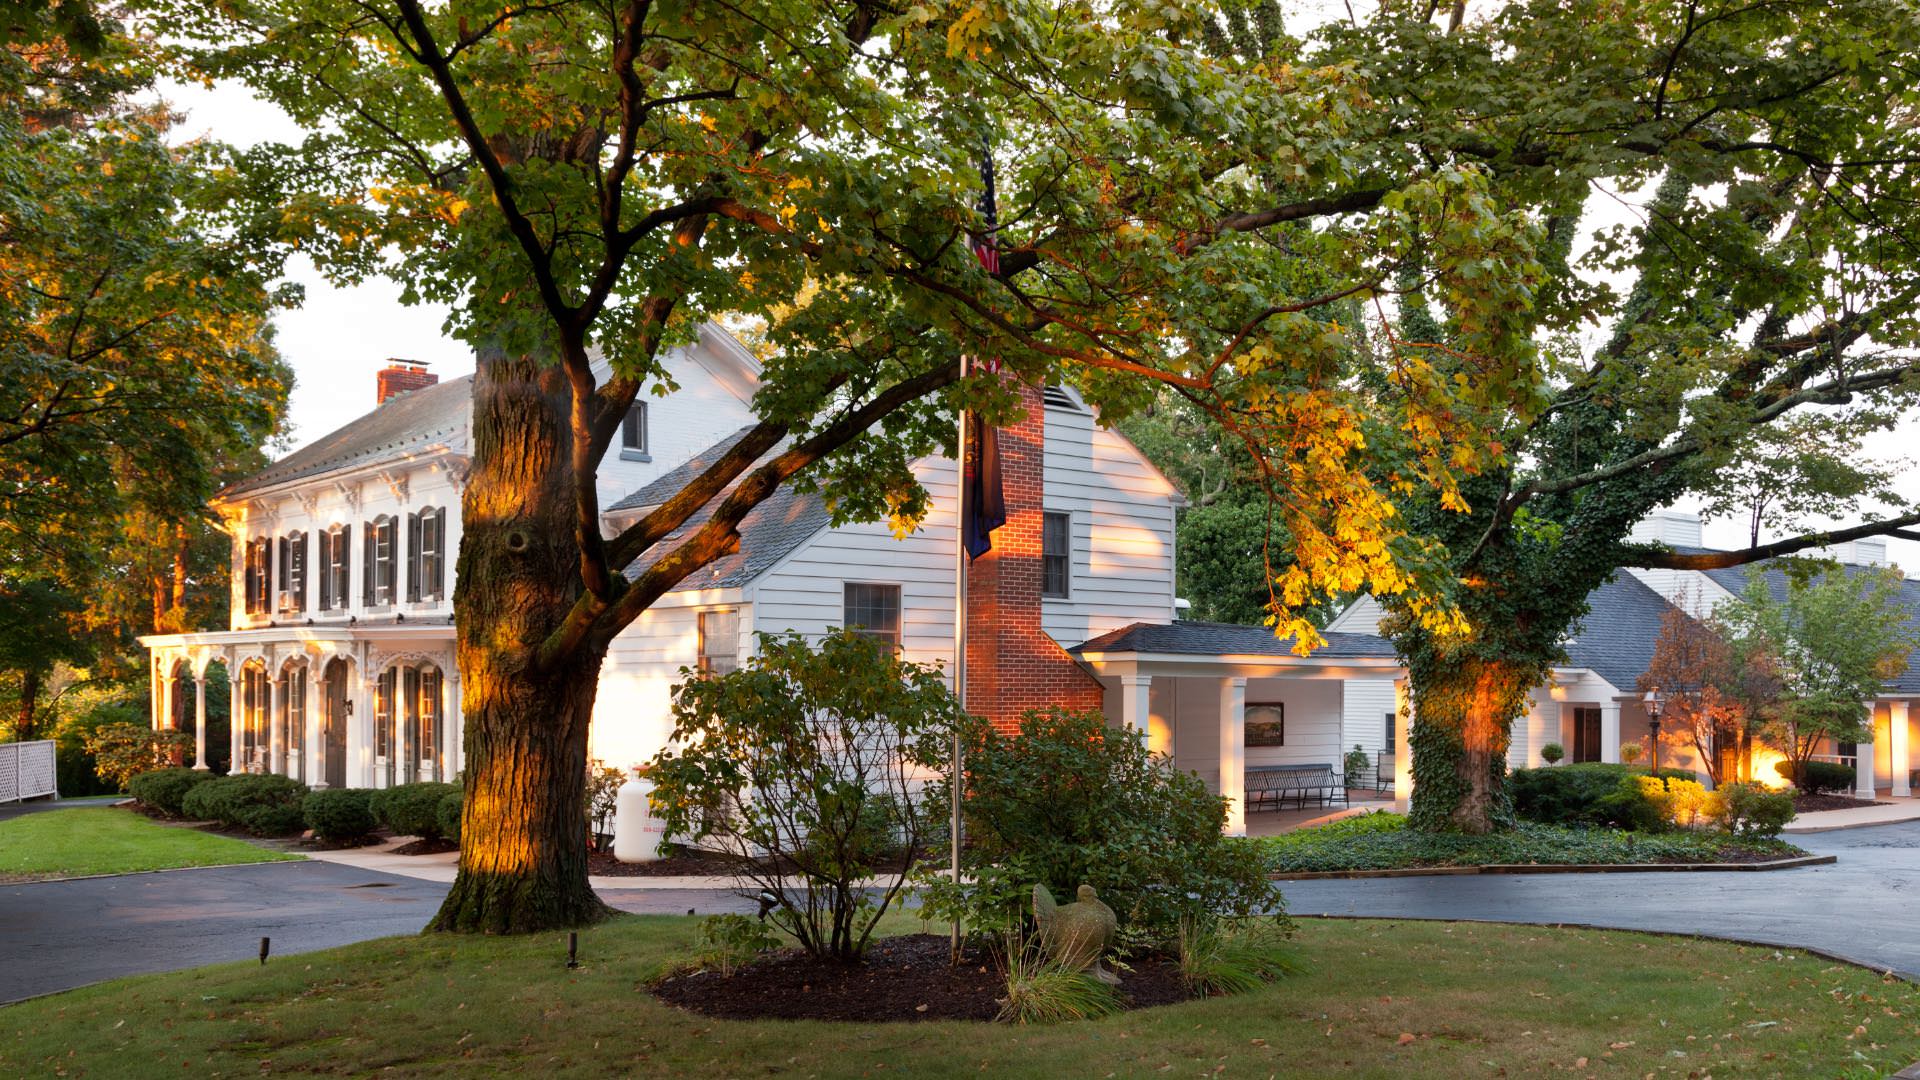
[8,820,1920,1004]
[1282,819,1920,978]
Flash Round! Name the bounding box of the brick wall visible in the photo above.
[964,382,1106,733]
[376,361,438,405]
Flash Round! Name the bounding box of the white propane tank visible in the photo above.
[613,771,666,863]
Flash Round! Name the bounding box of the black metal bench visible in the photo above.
[1246,764,1346,811]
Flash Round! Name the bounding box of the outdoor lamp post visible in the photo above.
[1643,689,1664,774]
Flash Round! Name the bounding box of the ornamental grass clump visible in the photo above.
[1175,917,1307,997]
[995,933,1121,1025]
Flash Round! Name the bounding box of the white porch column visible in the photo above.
[1219,676,1247,837]
[192,675,209,770]
[305,663,326,788]
[1599,701,1622,764]
[352,649,376,788]
[1857,704,1877,799]
[149,656,162,731]
[1893,701,1913,798]
[1119,674,1153,744]
[446,666,464,777]
[268,674,283,776]
[229,671,245,773]
[1392,683,1413,813]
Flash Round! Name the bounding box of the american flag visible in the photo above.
[971,148,1000,275]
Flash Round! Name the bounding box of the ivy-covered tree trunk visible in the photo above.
[430,350,615,933]
[1405,648,1540,833]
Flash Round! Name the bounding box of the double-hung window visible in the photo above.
[277,532,307,612]
[243,537,271,615]
[843,583,902,649]
[697,609,741,674]
[317,524,351,610]
[1041,511,1071,599]
[362,516,397,607]
[621,402,648,458]
[406,506,446,602]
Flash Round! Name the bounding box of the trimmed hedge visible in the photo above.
[128,767,214,817]
[1775,759,1856,795]
[179,773,309,836]
[1511,763,1698,829]
[370,781,460,840]
[304,788,377,844]
[436,789,463,845]
[1262,812,1806,873]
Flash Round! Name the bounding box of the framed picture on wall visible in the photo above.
[1245,703,1285,746]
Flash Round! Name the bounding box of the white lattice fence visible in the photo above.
[0,740,59,803]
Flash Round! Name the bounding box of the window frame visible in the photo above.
[697,608,741,675]
[1040,510,1071,599]
[842,582,903,649]
[620,402,649,459]
[318,524,351,611]
[364,514,396,608]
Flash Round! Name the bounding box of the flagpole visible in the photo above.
[950,365,968,964]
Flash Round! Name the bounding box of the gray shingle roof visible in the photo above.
[221,376,472,499]
[1699,559,1920,694]
[612,427,831,592]
[1560,572,1679,693]
[1069,620,1399,659]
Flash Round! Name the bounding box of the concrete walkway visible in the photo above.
[1784,794,1920,832]
[304,838,748,890]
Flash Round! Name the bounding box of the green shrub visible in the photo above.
[303,787,377,843]
[1261,811,1805,872]
[1342,745,1371,787]
[437,789,463,845]
[1595,776,1669,832]
[1540,742,1565,765]
[650,630,961,963]
[916,707,1283,949]
[370,781,460,839]
[1512,763,1695,828]
[128,767,213,817]
[178,773,308,835]
[1719,782,1795,837]
[1775,759,1855,795]
[82,721,193,792]
[696,914,782,977]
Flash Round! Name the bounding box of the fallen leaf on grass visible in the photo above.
[1397,1033,1416,1046]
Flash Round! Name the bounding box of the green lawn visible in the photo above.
[0,807,300,882]
[4,913,1916,1078]
[1263,811,1808,873]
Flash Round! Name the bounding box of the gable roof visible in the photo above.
[1697,558,1920,694]
[611,426,833,592]
[1560,572,1679,693]
[1069,620,1398,659]
[219,376,473,500]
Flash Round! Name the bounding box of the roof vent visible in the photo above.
[376,360,438,405]
[1041,385,1083,411]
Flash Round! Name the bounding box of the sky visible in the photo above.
[157,38,1920,576]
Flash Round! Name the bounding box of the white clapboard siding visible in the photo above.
[1340,678,1399,761]
[593,338,759,514]
[1325,595,1388,635]
[593,603,716,770]
[1041,405,1178,647]
[746,459,962,680]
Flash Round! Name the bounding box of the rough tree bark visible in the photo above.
[1405,652,1537,833]
[429,349,616,932]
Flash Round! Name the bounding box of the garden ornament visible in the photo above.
[1032,883,1120,985]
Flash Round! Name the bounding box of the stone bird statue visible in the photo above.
[1032,883,1120,985]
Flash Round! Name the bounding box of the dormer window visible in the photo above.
[363,514,397,607]
[621,402,649,459]
[243,537,271,615]
[278,531,307,613]
[407,506,447,602]
[317,523,351,611]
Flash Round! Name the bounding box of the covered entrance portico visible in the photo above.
[1071,622,1409,835]
[140,626,461,788]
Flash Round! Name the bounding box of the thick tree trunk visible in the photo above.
[16,667,41,742]
[429,349,615,933]
[1406,653,1535,834]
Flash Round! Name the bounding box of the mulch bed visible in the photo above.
[651,933,1193,1023]
[586,847,756,877]
[1793,794,1888,812]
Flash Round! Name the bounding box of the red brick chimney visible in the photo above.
[376,360,437,405]
[964,382,1105,734]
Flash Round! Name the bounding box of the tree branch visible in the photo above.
[1626,512,1920,569]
